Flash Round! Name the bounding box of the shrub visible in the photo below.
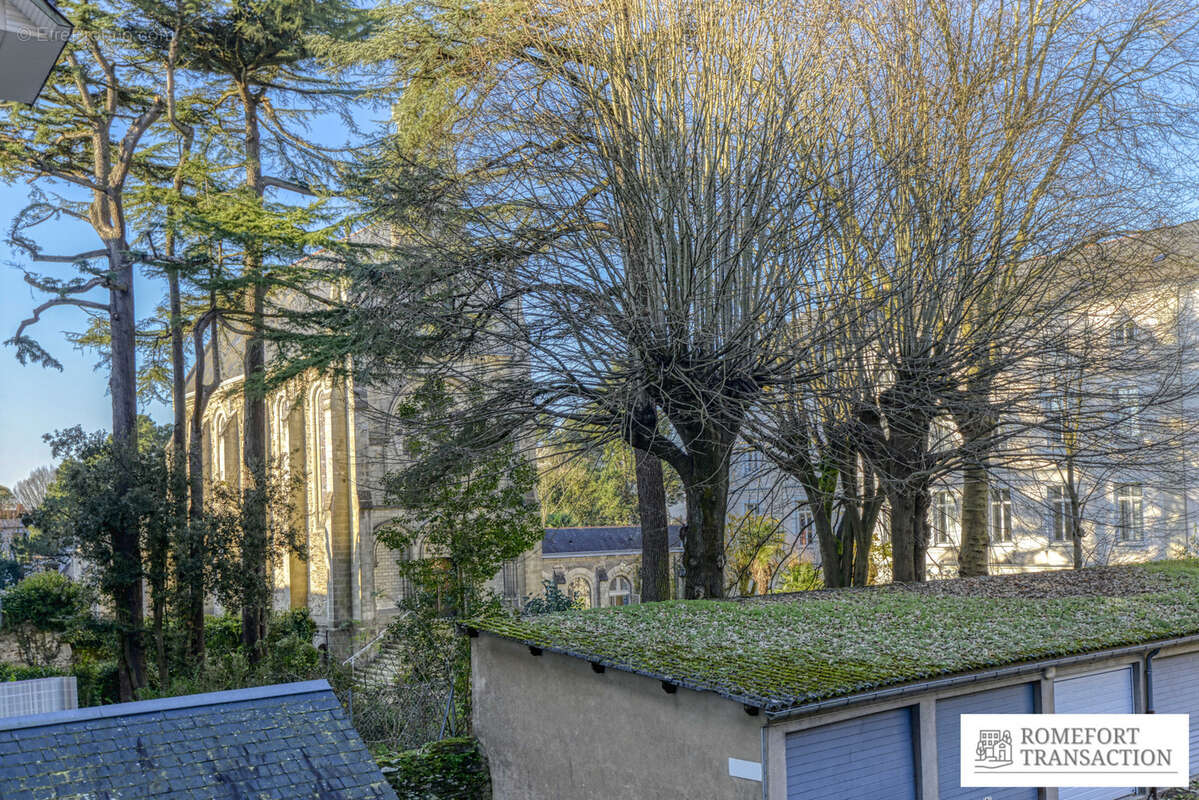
[0,571,83,666]
[521,581,577,614]
[0,559,22,590]
[203,613,243,658]
[376,737,491,800]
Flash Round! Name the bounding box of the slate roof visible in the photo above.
[0,679,398,800]
[470,560,1199,715]
[542,525,683,556]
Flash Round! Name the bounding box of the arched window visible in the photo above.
[310,387,333,505]
[211,411,227,482]
[608,575,633,606]
[568,576,592,609]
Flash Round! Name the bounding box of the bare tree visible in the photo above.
[815,0,1199,581]
[340,0,845,598]
[12,466,55,512]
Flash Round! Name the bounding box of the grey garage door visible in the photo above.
[1054,667,1135,800]
[785,706,917,799]
[1150,652,1199,775]
[937,683,1038,800]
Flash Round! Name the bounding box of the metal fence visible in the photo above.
[335,620,467,752]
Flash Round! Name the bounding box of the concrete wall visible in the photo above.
[472,634,765,800]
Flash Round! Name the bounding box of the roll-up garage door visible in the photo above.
[1150,651,1199,775]
[785,706,917,800]
[1054,666,1135,800]
[937,683,1038,800]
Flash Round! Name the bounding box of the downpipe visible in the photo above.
[1145,647,1161,800]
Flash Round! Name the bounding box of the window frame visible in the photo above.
[989,488,1013,543]
[607,575,633,606]
[1115,483,1145,543]
[1048,484,1075,543]
[933,490,959,546]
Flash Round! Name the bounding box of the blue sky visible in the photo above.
[0,102,379,490]
[0,185,170,489]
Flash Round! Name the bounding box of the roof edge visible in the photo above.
[470,626,1199,716]
[0,679,332,732]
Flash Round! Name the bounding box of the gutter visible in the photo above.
[761,633,1199,722]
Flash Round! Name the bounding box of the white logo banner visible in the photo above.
[961,714,1189,787]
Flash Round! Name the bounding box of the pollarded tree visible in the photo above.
[823,0,1199,580]
[326,0,845,599]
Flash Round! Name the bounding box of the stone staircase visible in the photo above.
[352,635,406,689]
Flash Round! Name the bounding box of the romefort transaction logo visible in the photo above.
[976,729,1014,768]
[961,714,1190,788]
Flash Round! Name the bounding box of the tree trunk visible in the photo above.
[108,241,147,700]
[888,482,932,583]
[954,402,997,578]
[239,87,269,661]
[1068,460,1083,569]
[889,488,919,582]
[185,315,214,663]
[681,449,731,599]
[914,486,931,582]
[813,504,844,588]
[635,448,670,602]
[958,463,989,577]
[160,267,187,687]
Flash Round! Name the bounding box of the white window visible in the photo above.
[1116,484,1144,542]
[796,506,814,546]
[743,490,762,516]
[933,490,959,546]
[742,449,765,478]
[1044,397,1067,448]
[1115,386,1141,440]
[1048,485,1074,542]
[608,576,633,606]
[989,488,1012,543]
[1112,319,1136,346]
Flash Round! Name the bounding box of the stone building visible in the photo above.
[730,221,1199,580]
[185,229,534,653]
[514,526,685,608]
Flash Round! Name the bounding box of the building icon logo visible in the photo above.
[975,729,1014,768]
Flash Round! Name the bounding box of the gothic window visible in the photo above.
[212,412,227,482]
[568,576,592,608]
[311,387,333,504]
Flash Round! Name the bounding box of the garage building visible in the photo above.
[468,561,1199,800]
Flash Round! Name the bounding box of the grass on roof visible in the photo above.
[470,560,1199,712]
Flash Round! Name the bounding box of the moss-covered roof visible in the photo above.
[469,561,1199,713]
